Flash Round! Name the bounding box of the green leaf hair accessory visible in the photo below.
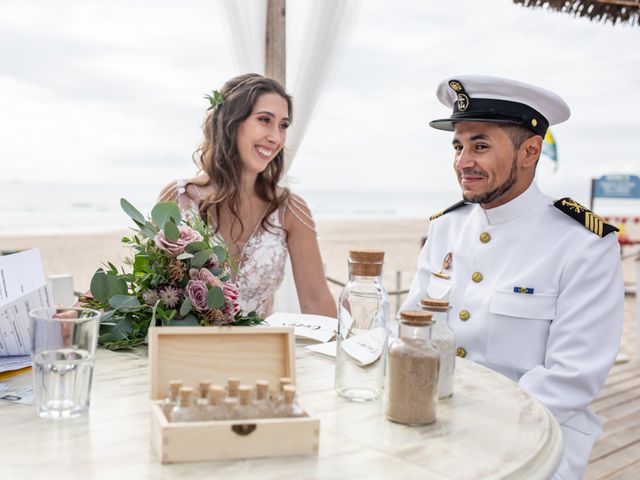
[204,89,224,110]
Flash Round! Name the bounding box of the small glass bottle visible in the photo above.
[385,311,440,426]
[255,380,275,418]
[272,377,292,409]
[223,396,239,420]
[227,377,241,398]
[274,385,305,418]
[170,387,198,422]
[420,298,455,399]
[202,384,226,421]
[197,380,212,405]
[235,385,259,420]
[161,380,182,419]
[335,250,389,401]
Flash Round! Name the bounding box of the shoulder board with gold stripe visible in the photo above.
[429,200,468,221]
[553,197,618,237]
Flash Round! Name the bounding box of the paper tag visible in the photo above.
[338,305,354,340]
[340,327,387,366]
[264,312,337,343]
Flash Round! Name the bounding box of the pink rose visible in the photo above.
[154,226,203,258]
[185,280,209,312]
[223,282,240,320]
[189,268,223,289]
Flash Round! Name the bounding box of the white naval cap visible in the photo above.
[429,75,571,137]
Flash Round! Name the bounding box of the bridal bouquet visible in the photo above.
[81,199,262,350]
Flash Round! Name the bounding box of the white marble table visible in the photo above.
[0,345,562,480]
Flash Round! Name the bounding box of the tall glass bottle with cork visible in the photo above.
[420,298,455,398]
[335,250,389,401]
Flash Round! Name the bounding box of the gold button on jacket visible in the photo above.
[480,232,491,243]
[472,272,483,283]
[459,309,470,321]
[456,347,467,358]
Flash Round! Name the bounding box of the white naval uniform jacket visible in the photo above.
[402,182,624,480]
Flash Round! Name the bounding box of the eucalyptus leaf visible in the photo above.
[108,295,140,310]
[191,249,212,269]
[133,219,156,239]
[180,297,193,317]
[185,241,208,253]
[133,254,150,272]
[90,269,128,303]
[176,252,194,260]
[164,220,179,242]
[120,198,145,225]
[151,202,181,229]
[171,314,199,326]
[211,245,227,263]
[206,286,224,309]
[100,310,115,322]
[100,316,133,341]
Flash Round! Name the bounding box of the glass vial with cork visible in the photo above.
[235,385,259,420]
[161,380,182,419]
[255,380,275,418]
[335,250,389,401]
[385,310,440,426]
[274,385,305,418]
[420,298,455,399]
[170,387,198,422]
[202,384,226,421]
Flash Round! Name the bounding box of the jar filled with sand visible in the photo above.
[385,310,440,426]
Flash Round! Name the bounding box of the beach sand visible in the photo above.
[1,218,637,358]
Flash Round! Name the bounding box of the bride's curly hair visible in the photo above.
[195,73,292,238]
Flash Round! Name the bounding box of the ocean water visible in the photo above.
[1,181,638,236]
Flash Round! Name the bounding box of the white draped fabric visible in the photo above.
[218,0,362,313]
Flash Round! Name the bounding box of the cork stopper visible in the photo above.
[227,377,241,397]
[178,387,194,407]
[420,298,450,312]
[283,385,296,404]
[238,385,253,405]
[256,380,269,400]
[399,310,433,326]
[208,385,225,405]
[348,249,385,276]
[198,380,212,399]
[168,380,182,400]
[278,377,292,392]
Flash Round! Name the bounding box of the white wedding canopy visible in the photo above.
[219,0,362,312]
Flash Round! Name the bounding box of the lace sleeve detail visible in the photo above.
[286,193,317,233]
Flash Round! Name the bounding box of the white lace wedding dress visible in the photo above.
[160,180,310,317]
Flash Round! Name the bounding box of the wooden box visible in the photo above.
[149,326,320,464]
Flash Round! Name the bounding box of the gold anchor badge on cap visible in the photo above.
[432,252,453,279]
[449,79,470,112]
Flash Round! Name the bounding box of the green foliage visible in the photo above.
[83,198,263,350]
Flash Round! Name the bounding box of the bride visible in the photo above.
[159,73,337,319]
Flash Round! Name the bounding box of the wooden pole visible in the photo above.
[265,0,286,86]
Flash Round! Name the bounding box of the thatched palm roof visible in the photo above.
[513,0,640,26]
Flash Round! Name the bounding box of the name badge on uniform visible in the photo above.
[513,286,534,294]
[432,252,453,280]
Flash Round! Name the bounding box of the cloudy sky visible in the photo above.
[1,0,639,203]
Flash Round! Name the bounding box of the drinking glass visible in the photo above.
[29,306,100,419]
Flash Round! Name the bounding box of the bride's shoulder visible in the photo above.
[158,175,214,203]
[283,190,316,233]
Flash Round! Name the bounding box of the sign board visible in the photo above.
[593,175,640,199]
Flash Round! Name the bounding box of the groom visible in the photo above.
[402,75,624,479]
